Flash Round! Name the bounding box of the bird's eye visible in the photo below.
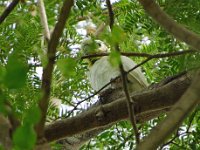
[97,43,101,46]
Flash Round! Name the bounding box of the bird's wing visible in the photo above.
[121,56,149,88]
[87,56,148,92]
[87,56,120,91]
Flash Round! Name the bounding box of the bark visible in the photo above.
[0,115,12,150]
[136,70,200,149]
[44,72,191,146]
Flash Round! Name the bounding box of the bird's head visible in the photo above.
[81,39,109,66]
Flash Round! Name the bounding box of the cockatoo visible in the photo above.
[82,39,148,93]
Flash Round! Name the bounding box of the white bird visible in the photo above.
[82,40,148,92]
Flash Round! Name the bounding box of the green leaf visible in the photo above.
[36,47,48,67]
[13,125,36,150]
[4,55,28,89]
[99,130,113,139]
[0,145,3,150]
[0,65,6,83]
[24,106,41,125]
[82,39,98,54]
[109,50,121,67]
[57,58,77,78]
[111,25,127,44]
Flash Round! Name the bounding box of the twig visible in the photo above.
[159,129,179,149]
[36,0,74,141]
[116,46,141,144]
[171,141,187,149]
[186,108,198,133]
[138,0,200,50]
[106,0,114,29]
[0,0,20,24]
[37,0,50,41]
[120,61,140,144]
[65,97,92,117]
[81,49,196,59]
[106,0,140,144]
[116,133,134,150]
[127,57,152,74]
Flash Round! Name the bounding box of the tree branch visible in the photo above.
[117,46,141,144]
[136,70,200,150]
[106,0,114,29]
[0,115,12,150]
[0,0,20,24]
[44,72,191,142]
[119,60,140,144]
[80,49,194,102]
[106,0,140,143]
[37,0,50,41]
[138,0,200,50]
[36,0,74,141]
[81,49,196,59]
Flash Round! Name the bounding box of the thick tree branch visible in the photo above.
[0,115,12,150]
[136,71,200,150]
[138,0,200,50]
[36,0,74,141]
[0,0,20,24]
[44,72,191,142]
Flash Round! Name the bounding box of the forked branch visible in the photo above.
[36,0,74,142]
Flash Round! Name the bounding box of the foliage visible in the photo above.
[0,0,200,149]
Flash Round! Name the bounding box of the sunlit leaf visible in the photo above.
[109,50,121,67]
[24,106,41,125]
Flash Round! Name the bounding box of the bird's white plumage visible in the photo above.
[87,56,148,92]
[82,39,148,92]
